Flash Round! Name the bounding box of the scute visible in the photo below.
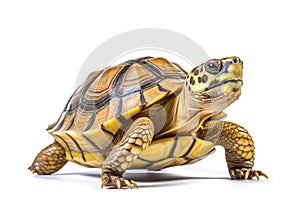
[47,57,187,166]
[130,136,215,170]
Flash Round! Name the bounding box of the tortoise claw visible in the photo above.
[254,171,260,180]
[130,180,139,189]
[229,168,268,180]
[244,170,250,180]
[101,179,108,189]
[230,169,236,179]
[101,172,138,189]
[124,180,132,190]
[28,165,36,174]
[115,179,121,190]
[260,171,268,179]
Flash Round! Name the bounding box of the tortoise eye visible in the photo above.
[205,59,222,74]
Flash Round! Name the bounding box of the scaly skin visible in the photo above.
[101,117,154,189]
[28,141,67,175]
[200,121,268,180]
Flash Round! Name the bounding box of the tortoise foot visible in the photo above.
[29,142,67,175]
[101,172,138,190]
[229,168,268,180]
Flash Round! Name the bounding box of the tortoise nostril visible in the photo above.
[232,88,239,93]
[232,57,240,64]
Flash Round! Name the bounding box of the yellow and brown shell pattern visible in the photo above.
[47,56,205,169]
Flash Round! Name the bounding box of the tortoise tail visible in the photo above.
[29,141,68,175]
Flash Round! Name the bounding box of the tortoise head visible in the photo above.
[186,56,243,111]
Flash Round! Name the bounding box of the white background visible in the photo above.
[1,0,299,199]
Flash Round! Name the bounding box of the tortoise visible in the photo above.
[29,56,267,189]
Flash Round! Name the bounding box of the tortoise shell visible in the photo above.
[47,57,214,169]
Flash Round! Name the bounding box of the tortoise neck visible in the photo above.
[178,83,241,129]
[178,86,202,116]
[176,86,206,132]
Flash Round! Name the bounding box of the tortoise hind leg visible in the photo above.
[28,141,68,175]
[101,117,154,189]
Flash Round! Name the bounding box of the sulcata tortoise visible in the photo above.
[29,56,267,189]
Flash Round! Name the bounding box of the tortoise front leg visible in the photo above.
[200,121,268,180]
[101,117,154,189]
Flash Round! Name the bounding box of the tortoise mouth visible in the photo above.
[199,79,243,100]
[206,79,243,91]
